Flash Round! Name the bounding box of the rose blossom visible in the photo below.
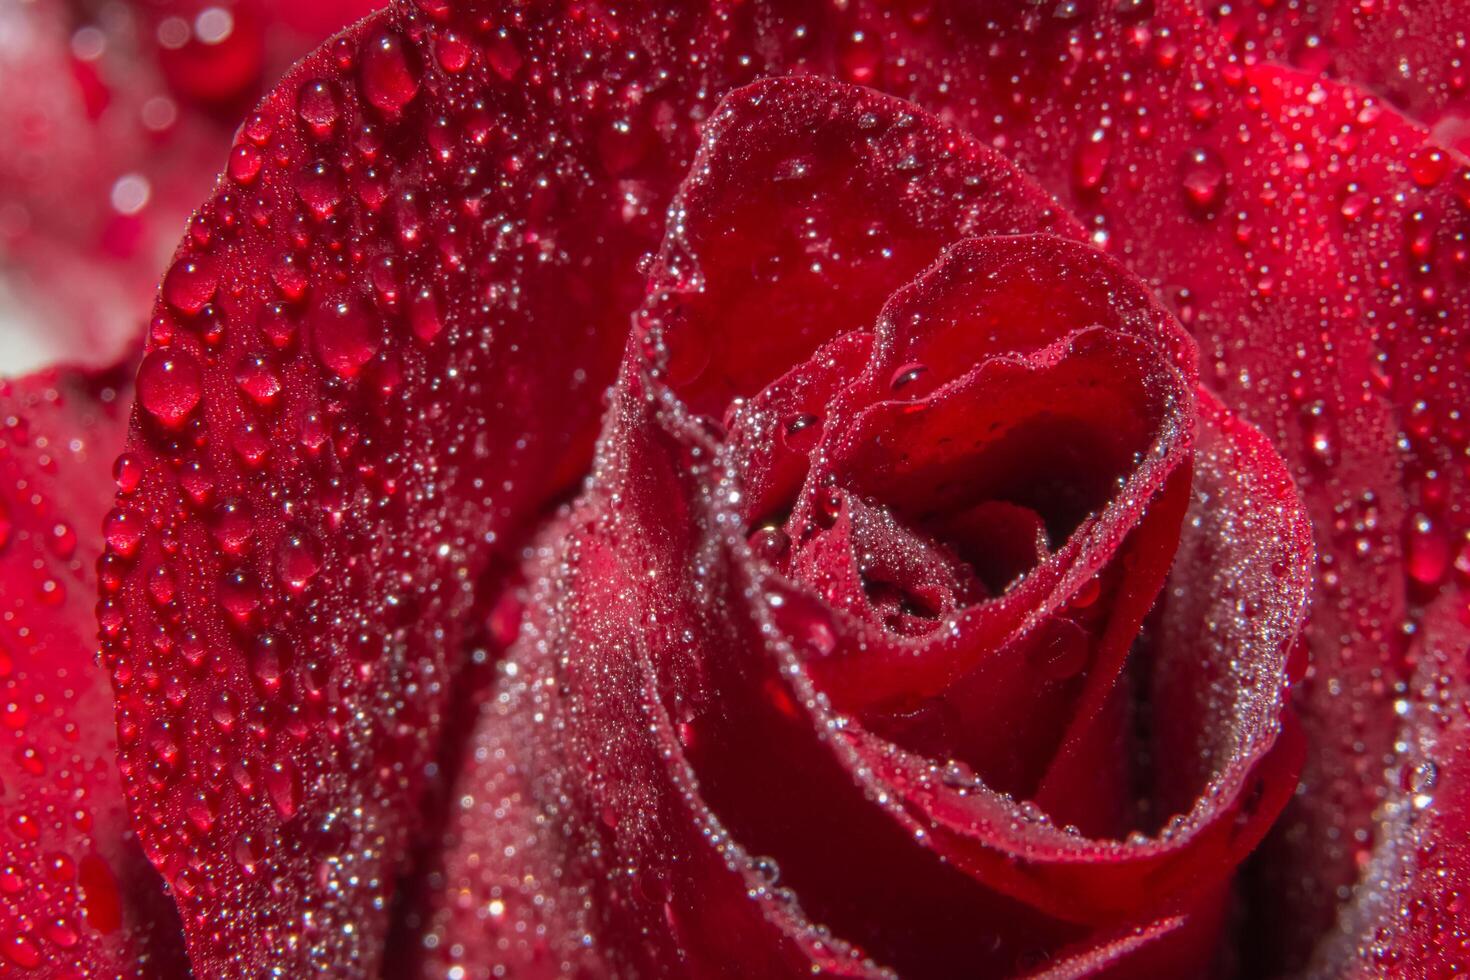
[0,1,1467,977]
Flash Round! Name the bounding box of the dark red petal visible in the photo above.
[640,75,1084,418]
[829,394,1308,921]
[1020,910,1216,980]
[448,338,1305,977]
[835,4,1468,962]
[0,366,187,977]
[407,502,888,977]
[785,232,1193,667]
[97,6,844,976]
[1312,590,1470,975]
[415,74,1098,978]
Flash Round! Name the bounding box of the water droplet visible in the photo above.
[234,832,264,876]
[137,350,203,427]
[211,498,254,557]
[434,31,471,73]
[838,31,879,84]
[162,256,218,315]
[103,508,144,558]
[815,487,844,528]
[296,79,340,140]
[311,293,380,379]
[1409,146,1451,188]
[114,454,143,494]
[360,31,420,117]
[485,35,522,80]
[297,160,343,220]
[219,570,262,625]
[185,786,220,833]
[749,526,790,563]
[1074,132,1112,193]
[251,632,287,695]
[47,521,76,560]
[1033,618,1090,680]
[409,285,443,343]
[234,355,282,407]
[1180,147,1226,212]
[1302,402,1339,468]
[890,363,930,392]
[2,931,42,968]
[781,412,820,451]
[1406,512,1450,586]
[228,143,263,184]
[265,757,301,819]
[276,531,322,593]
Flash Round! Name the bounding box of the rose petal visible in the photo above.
[832,3,1467,963]
[0,365,187,976]
[1308,589,1470,975]
[96,6,867,976]
[414,73,1093,977]
[441,315,1306,977]
[640,76,1083,419]
[695,234,1195,847]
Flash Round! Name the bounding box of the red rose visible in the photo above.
[1,2,1467,977]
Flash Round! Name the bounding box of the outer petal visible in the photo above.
[813,2,1469,965]
[1308,590,1470,976]
[96,5,834,977]
[0,366,187,976]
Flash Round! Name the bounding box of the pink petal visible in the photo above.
[0,365,187,976]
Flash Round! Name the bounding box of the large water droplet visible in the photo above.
[1406,512,1451,586]
[1180,147,1226,212]
[360,32,420,117]
[276,531,322,594]
[137,350,203,427]
[296,79,340,140]
[162,257,219,316]
[311,294,380,379]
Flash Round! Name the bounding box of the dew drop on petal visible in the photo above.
[137,350,203,427]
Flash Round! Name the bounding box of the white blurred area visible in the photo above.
[0,278,65,377]
[0,0,76,376]
[0,0,164,379]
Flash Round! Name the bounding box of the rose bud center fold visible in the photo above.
[659,233,1196,838]
[557,77,1310,976]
